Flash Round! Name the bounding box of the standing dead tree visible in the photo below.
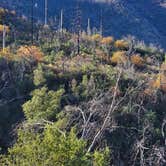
[132,123,150,166]
[99,9,103,36]
[31,0,34,44]
[74,4,81,55]
[2,25,6,52]
[87,69,122,152]
[161,118,166,146]
[87,18,91,36]
[60,9,63,32]
[131,116,166,166]
[62,68,147,152]
[44,0,48,27]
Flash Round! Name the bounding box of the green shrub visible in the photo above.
[0,126,110,166]
[23,87,64,121]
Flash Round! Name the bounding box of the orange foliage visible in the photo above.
[131,54,144,66]
[151,63,166,92]
[111,51,127,64]
[91,34,102,42]
[151,73,166,92]
[142,77,159,97]
[151,75,160,89]
[0,24,10,33]
[17,45,43,61]
[100,36,114,45]
[114,40,128,49]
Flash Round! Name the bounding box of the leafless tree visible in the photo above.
[2,25,6,52]
[87,69,122,152]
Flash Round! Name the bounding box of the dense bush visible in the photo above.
[0,127,110,166]
[100,37,114,45]
[17,45,44,61]
[111,51,127,64]
[0,9,166,165]
[23,87,64,121]
[114,40,128,50]
[131,54,144,67]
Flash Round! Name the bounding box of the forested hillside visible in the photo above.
[0,6,166,166]
[1,0,166,49]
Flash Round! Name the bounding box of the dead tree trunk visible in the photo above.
[44,0,48,26]
[60,9,63,32]
[2,25,6,52]
[87,69,122,153]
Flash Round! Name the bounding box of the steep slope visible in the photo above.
[1,0,166,49]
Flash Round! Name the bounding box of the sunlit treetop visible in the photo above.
[101,36,114,45]
[0,24,10,33]
[91,34,102,41]
[17,45,44,61]
[114,39,129,49]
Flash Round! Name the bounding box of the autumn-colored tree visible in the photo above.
[131,54,144,67]
[100,36,114,45]
[149,73,166,93]
[114,40,128,50]
[111,51,127,64]
[0,25,10,33]
[91,34,102,42]
[17,45,44,61]
[100,37,114,56]
[152,74,161,89]
[151,63,166,92]
[0,47,13,60]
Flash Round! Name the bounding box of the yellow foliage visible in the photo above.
[151,63,166,92]
[17,45,44,61]
[0,47,13,60]
[0,24,10,33]
[131,54,144,66]
[151,73,166,92]
[100,36,114,45]
[91,34,102,41]
[114,40,128,49]
[152,75,161,89]
[111,51,127,64]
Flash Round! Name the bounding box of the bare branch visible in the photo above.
[87,69,122,153]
